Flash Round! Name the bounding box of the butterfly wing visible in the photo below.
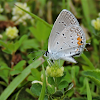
[51,25,86,56]
[48,9,79,52]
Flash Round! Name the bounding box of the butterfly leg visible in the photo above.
[57,59,60,67]
[47,59,53,66]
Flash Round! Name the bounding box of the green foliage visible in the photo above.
[82,70,100,86]
[29,21,51,42]
[0,0,100,100]
[30,83,42,96]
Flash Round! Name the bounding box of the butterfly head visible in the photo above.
[44,51,49,57]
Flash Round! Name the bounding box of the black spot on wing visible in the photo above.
[72,52,80,57]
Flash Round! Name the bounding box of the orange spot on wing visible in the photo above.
[77,36,82,46]
[75,48,79,53]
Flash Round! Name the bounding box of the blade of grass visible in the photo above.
[81,53,95,70]
[66,0,70,10]
[39,65,46,100]
[0,59,44,100]
[15,4,52,29]
[81,0,91,27]
[62,0,65,9]
[86,78,92,100]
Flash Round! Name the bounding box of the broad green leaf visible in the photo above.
[0,81,7,87]
[27,75,35,81]
[26,88,38,98]
[20,38,39,52]
[58,80,68,90]
[30,83,42,96]
[10,60,26,76]
[31,68,41,81]
[82,65,92,70]
[52,90,63,97]
[0,15,7,21]
[7,42,14,53]
[47,85,55,94]
[64,67,72,83]
[0,40,12,54]
[82,70,100,86]
[15,87,34,100]
[14,35,27,52]
[29,21,51,42]
[0,62,10,83]
[48,77,55,85]
[56,72,66,85]
[13,60,26,70]
[0,59,43,100]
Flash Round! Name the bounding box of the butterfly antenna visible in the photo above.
[28,50,45,60]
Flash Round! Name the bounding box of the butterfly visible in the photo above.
[44,9,86,63]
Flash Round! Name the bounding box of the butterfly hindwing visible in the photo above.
[50,25,86,57]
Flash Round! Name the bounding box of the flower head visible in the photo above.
[0,34,3,39]
[98,13,100,16]
[12,2,32,25]
[6,26,19,39]
[0,4,4,13]
[91,17,100,31]
[46,63,64,77]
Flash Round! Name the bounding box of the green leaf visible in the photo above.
[26,88,38,98]
[58,80,68,90]
[64,67,72,83]
[0,62,10,83]
[0,15,7,21]
[20,38,39,52]
[15,87,34,100]
[14,60,26,70]
[30,83,42,96]
[31,68,41,81]
[52,90,63,97]
[0,40,12,54]
[14,35,27,52]
[48,77,55,85]
[0,81,7,87]
[82,70,100,86]
[82,65,92,70]
[0,59,43,100]
[29,21,51,42]
[56,72,66,85]
[47,85,55,94]
[27,75,35,81]
[10,60,26,76]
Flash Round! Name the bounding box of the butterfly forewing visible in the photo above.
[48,9,79,51]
